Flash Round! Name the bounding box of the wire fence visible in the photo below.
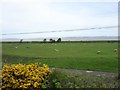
[1,25,118,35]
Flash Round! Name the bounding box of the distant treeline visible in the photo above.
[1,40,119,43]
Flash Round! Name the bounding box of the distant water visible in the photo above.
[2,36,118,42]
[62,36,118,41]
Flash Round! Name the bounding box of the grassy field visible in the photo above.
[2,42,118,72]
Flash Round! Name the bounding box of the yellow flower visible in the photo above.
[33,82,39,88]
[2,63,51,89]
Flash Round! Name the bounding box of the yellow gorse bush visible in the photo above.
[2,63,51,89]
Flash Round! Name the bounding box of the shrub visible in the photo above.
[2,63,51,89]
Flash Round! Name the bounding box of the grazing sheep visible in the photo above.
[54,49,59,52]
[114,49,118,52]
[15,47,17,48]
[97,51,101,54]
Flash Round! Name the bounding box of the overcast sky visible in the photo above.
[0,0,118,39]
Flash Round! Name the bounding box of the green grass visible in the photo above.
[47,70,119,88]
[2,42,118,72]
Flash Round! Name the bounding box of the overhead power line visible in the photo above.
[1,25,118,35]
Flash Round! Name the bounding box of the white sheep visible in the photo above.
[114,49,118,52]
[54,49,59,52]
[97,51,101,54]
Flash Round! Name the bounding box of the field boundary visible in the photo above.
[50,67,118,77]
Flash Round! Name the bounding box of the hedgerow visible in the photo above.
[2,63,51,89]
